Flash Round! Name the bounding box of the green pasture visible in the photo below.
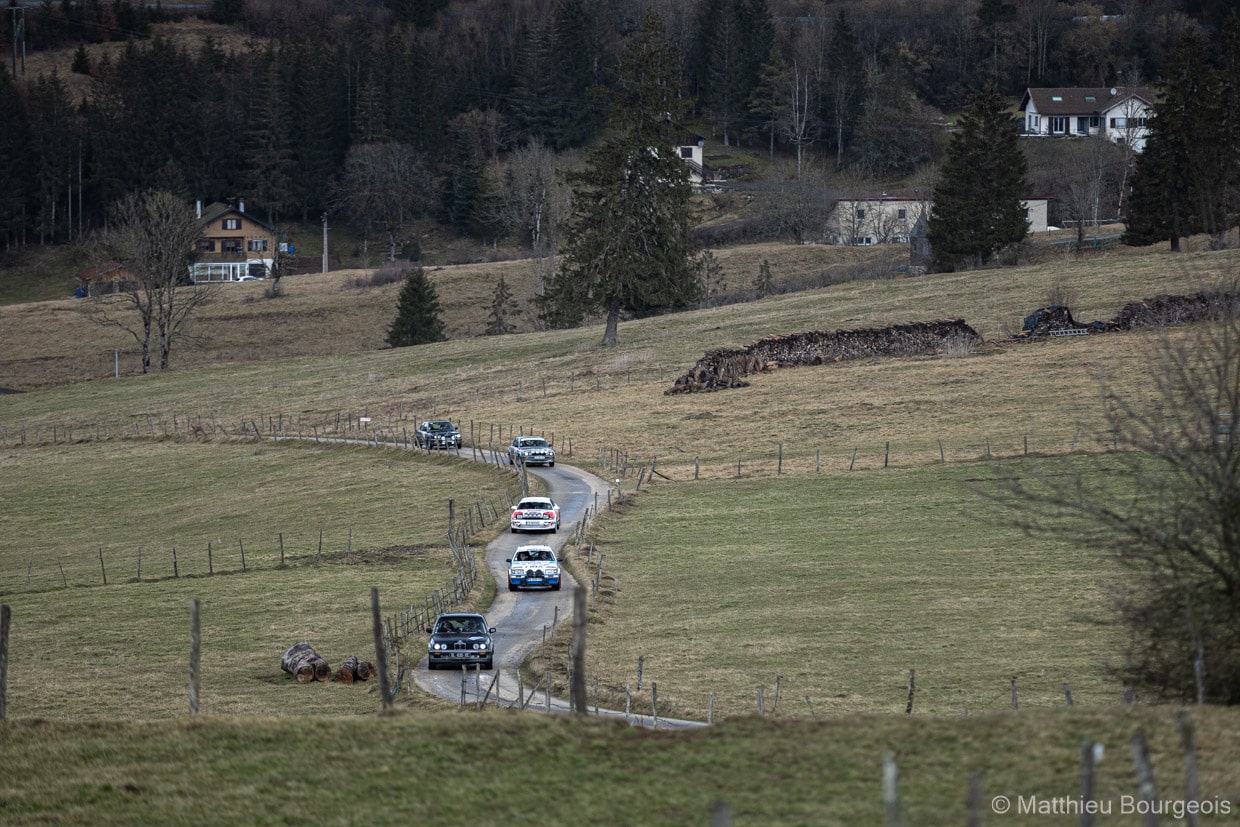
[1,707,1237,826]
[0,440,514,595]
[0,440,513,720]
[551,457,1128,721]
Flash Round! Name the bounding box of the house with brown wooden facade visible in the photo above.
[191,200,277,282]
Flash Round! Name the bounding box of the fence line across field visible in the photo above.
[0,407,1116,480]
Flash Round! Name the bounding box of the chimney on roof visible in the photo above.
[239,200,245,212]
[196,200,202,219]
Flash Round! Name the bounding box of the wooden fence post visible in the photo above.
[1178,711,1202,827]
[1130,729,1160,827]
[571,587,587,714]
[905,669,915,714]
[1010,676,1018,709]
[371,587,393,712]
[0,604,10,721]
[882,752,901,827]
[1079,740,1098,827]
[189,598,200,715]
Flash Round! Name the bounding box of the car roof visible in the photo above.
[437,611,485,620]
[515,544,555,552]
[518,497,553,503]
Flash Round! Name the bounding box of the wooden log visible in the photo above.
[355,659,377,681]
[281,642,329,684]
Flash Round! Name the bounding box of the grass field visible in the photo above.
[2,242,1239,822]
[1,708,1237,825]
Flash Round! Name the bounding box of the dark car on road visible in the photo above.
[415,419,462,450]
[426,612,495,670]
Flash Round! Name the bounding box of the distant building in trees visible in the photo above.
[825,195,1049,247]
[1019,87,1153,152]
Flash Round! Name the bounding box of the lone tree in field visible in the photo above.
[988,288,1240,703]
[537,11,703,346]
[485,275,519,335]
[386,266,446,347]
[91,188,208,373]
[926,82,1029,272]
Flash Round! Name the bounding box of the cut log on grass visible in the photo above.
[281,642,330,683]
[333,655,378,683]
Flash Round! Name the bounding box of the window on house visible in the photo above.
[855,209,865,220]
[222,239,243,253]
[1089,116,1100,128]
[1050,116,1068,134]
[196,239,214,252]
[223,218,240,230]
[897,209,907,220]
[248,239,268,252]
[680,147,693,159]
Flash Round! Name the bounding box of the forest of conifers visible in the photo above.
[0,0,1233,250]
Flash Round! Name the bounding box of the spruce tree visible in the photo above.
[485,276,519,335]
[1124,24,1240,250]
[927,82,1028,272]
[536,11,702,346]
[386,266,447,347]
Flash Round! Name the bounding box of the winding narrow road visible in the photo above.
[413,454,700,728]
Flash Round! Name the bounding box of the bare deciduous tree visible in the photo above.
[501,139,569,254]
[331,142,434,262]
[777,60,819,178]
[87,189,209,373]
[985,286,1240,703]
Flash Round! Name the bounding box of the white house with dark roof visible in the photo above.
[1019,86,1153,151]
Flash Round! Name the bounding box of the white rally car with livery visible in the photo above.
[510,496,561,534]
[506,544,561,591]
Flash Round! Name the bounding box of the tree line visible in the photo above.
[0,0,1234,252]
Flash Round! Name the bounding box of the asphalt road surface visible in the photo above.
[413,455,701,728]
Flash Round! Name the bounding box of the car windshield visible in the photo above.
[519,438,547,448]
[428,422,450,431]
[437,618,482,634]
[529,549,552,561]
[523,501,552,510]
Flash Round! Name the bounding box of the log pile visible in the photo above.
[666,320,981,394]
[1109,290,1237,331]
[280,642,331,683]
[333,655,377,684]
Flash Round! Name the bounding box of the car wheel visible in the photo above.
[549,461,555,467]
[510,526,518,534]
[550,523,557,533]
[482,657,494,670]
[552,582,561,591]
[427,660,438,671]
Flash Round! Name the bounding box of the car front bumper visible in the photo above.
[511,518,557,531]
[509,573,560,589]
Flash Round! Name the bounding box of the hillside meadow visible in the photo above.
[2,242,1239,822]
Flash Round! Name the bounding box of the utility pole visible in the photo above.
[321,213,329,273]
[10,7,26,77]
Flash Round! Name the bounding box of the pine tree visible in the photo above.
[1124,23,1240,250]
[754,259,774,298]
[927,83,1028,272]
[386,266,447,347]
[485,275,519,335]
[537,11,702,346]
[0,65,33,247]
[823,11,864,166]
